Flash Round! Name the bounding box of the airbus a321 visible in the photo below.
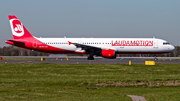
[6,15,175,60]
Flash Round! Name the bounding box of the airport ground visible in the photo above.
[0,56,180,101]
[1,63,180,101]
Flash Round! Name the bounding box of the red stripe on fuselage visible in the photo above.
[7,37,76,54]
[28,38,76,54]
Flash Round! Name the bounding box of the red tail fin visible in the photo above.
[8,15,33,39]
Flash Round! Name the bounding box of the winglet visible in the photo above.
[68,41,72,45]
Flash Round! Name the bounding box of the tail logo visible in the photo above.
[14,24,23,32]
[10,19,24,37]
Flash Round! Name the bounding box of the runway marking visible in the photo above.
[127,95,146,101]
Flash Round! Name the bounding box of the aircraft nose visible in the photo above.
[171,45,175,51]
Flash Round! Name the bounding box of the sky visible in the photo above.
[0,0,180,47]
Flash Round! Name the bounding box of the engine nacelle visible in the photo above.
[101,49,116,59]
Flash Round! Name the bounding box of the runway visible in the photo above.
[0,60,179,64]
[0,56,180,64]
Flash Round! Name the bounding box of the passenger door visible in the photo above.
[153,39,158,48]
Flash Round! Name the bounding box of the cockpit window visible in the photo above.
[163,42,170,45]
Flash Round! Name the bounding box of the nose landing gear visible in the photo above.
[154,54,158,61]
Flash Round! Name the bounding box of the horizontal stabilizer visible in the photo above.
[6,40,25,47]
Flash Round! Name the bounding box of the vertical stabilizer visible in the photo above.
[8,15,33,39]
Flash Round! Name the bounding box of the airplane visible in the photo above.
[6,15,175,60]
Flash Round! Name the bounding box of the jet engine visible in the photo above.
[101,49,116,59]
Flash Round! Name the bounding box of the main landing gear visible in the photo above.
[87,53,94,60]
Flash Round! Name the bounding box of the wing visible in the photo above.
[68,41,102,54]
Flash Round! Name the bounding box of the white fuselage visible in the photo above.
[36,37,175,54]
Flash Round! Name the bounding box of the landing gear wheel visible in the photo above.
[154,54,158,61]
[87,56,94,60]
[154,57,158,61]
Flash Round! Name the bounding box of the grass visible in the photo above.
[1,63,180,101]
